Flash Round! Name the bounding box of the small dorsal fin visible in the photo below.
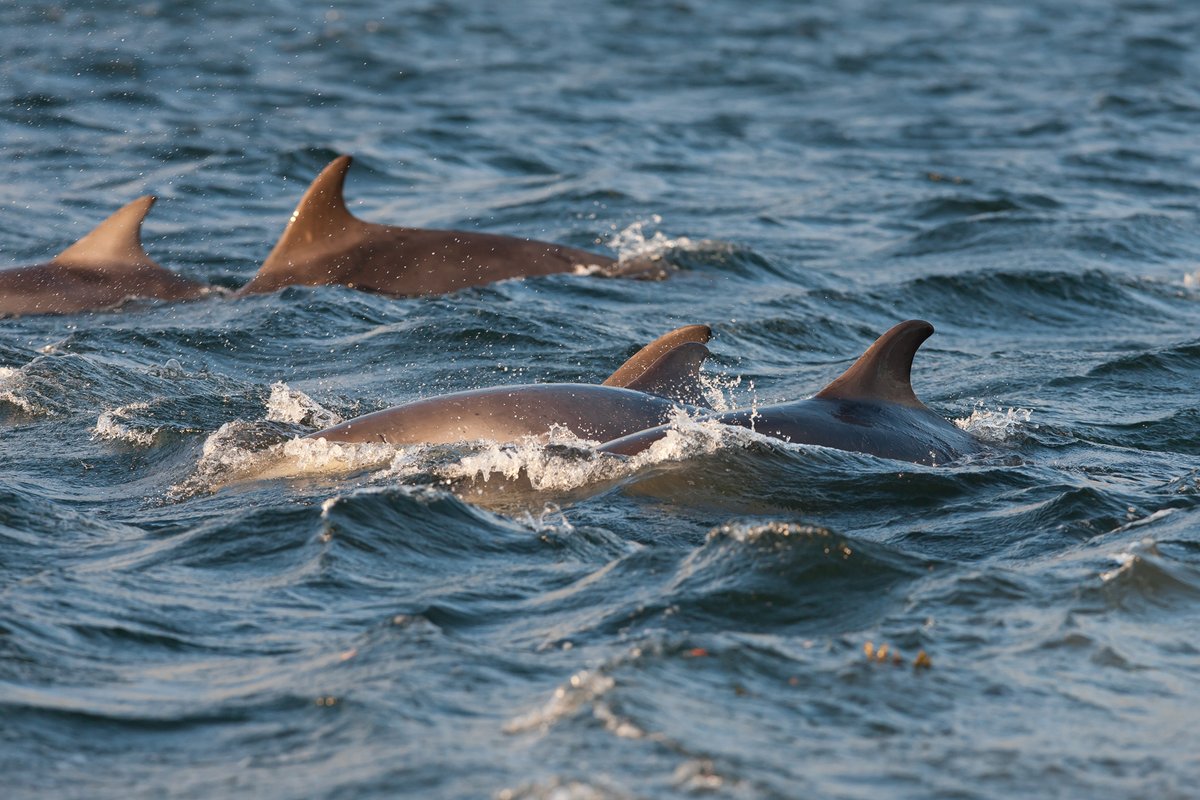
[815,320,934,409]
[53,196,159,270]
[258,155,364,273]
[602,324,711,387]
[623,342,711,407]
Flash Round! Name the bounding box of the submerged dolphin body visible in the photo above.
[0,197,213,317]
[308,325,712,446]
[239,156,650,298]
[599,320,982,465]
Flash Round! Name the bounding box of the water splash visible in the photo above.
[607,215,694,262]
[92,402,155,446]
[516,503,576,535]
[382,427,626,493]
[697,371,746,413]
[626,410,747,465]
[265,382,343,428]
[0,365,40,416]
[170,424,398,499]
[954,404,1033,442]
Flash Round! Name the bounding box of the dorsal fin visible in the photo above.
[602,324,711,387]
[815,320,934,409]
[53,196,159,270]
[258,155,365,274]
[623,342,712,407]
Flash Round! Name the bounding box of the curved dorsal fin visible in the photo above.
[623,342,712,407]
[259,155,364,273]
[53,195,159,270]
[602,324,711,387]
[815,320,934,409]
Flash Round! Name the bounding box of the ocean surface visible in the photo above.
[3,1,1200,797]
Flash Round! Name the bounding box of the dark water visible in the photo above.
[3,1,1200,797]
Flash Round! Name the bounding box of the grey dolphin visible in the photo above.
[0,197,213,317]
[238,155,655,298]
[598,320,982,465]
[307,325,712,446]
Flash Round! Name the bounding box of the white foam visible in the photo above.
[264,382,343,428]
[503,669,616,734]
[708,521,840,547]
[953,404,1033,442]
[1100,537,1159,583]
[592,701,646,740]
[673,760,726,791]
[496,778,629,800]
[427,411,743,492]
[281,436,399,475]
[1112,508,1174,535]
[92,402,156,446]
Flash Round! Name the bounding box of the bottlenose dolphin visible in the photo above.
[238,155,652,298]
[598,320,982,465]
[0,197,213,317]
[307,324,712,446]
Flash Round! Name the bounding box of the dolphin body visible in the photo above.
[307,325,712,446]
[0,197,213,317]
[598,320,982,466]
[238,156,651,298]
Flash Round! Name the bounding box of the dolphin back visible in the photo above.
[308,384,689,446]
[0,196,212,317]
[239,155,622,298]
[597,320,984,465]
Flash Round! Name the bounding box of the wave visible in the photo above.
[887,269,1190,330]
[661,522,927,632]
[1093,534,1200,612]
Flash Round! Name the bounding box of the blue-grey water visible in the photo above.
[3,1,1200,797]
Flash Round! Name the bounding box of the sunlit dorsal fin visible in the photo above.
[815,320,934,409]
[53,195,159,270]
[602,324,711,387]
[622,342,711,407]
[259,155,364,272]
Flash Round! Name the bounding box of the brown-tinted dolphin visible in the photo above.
[0,196,213,317]
[238,155,654,298]
[307,325,712,446]
[598,320,982,465]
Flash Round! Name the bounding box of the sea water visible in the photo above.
[2,1,1199,797]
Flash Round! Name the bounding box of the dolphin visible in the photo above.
[238,155,655,298]
[307,324,713,446]
[0,197,214,317]
[598,320,983,465]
